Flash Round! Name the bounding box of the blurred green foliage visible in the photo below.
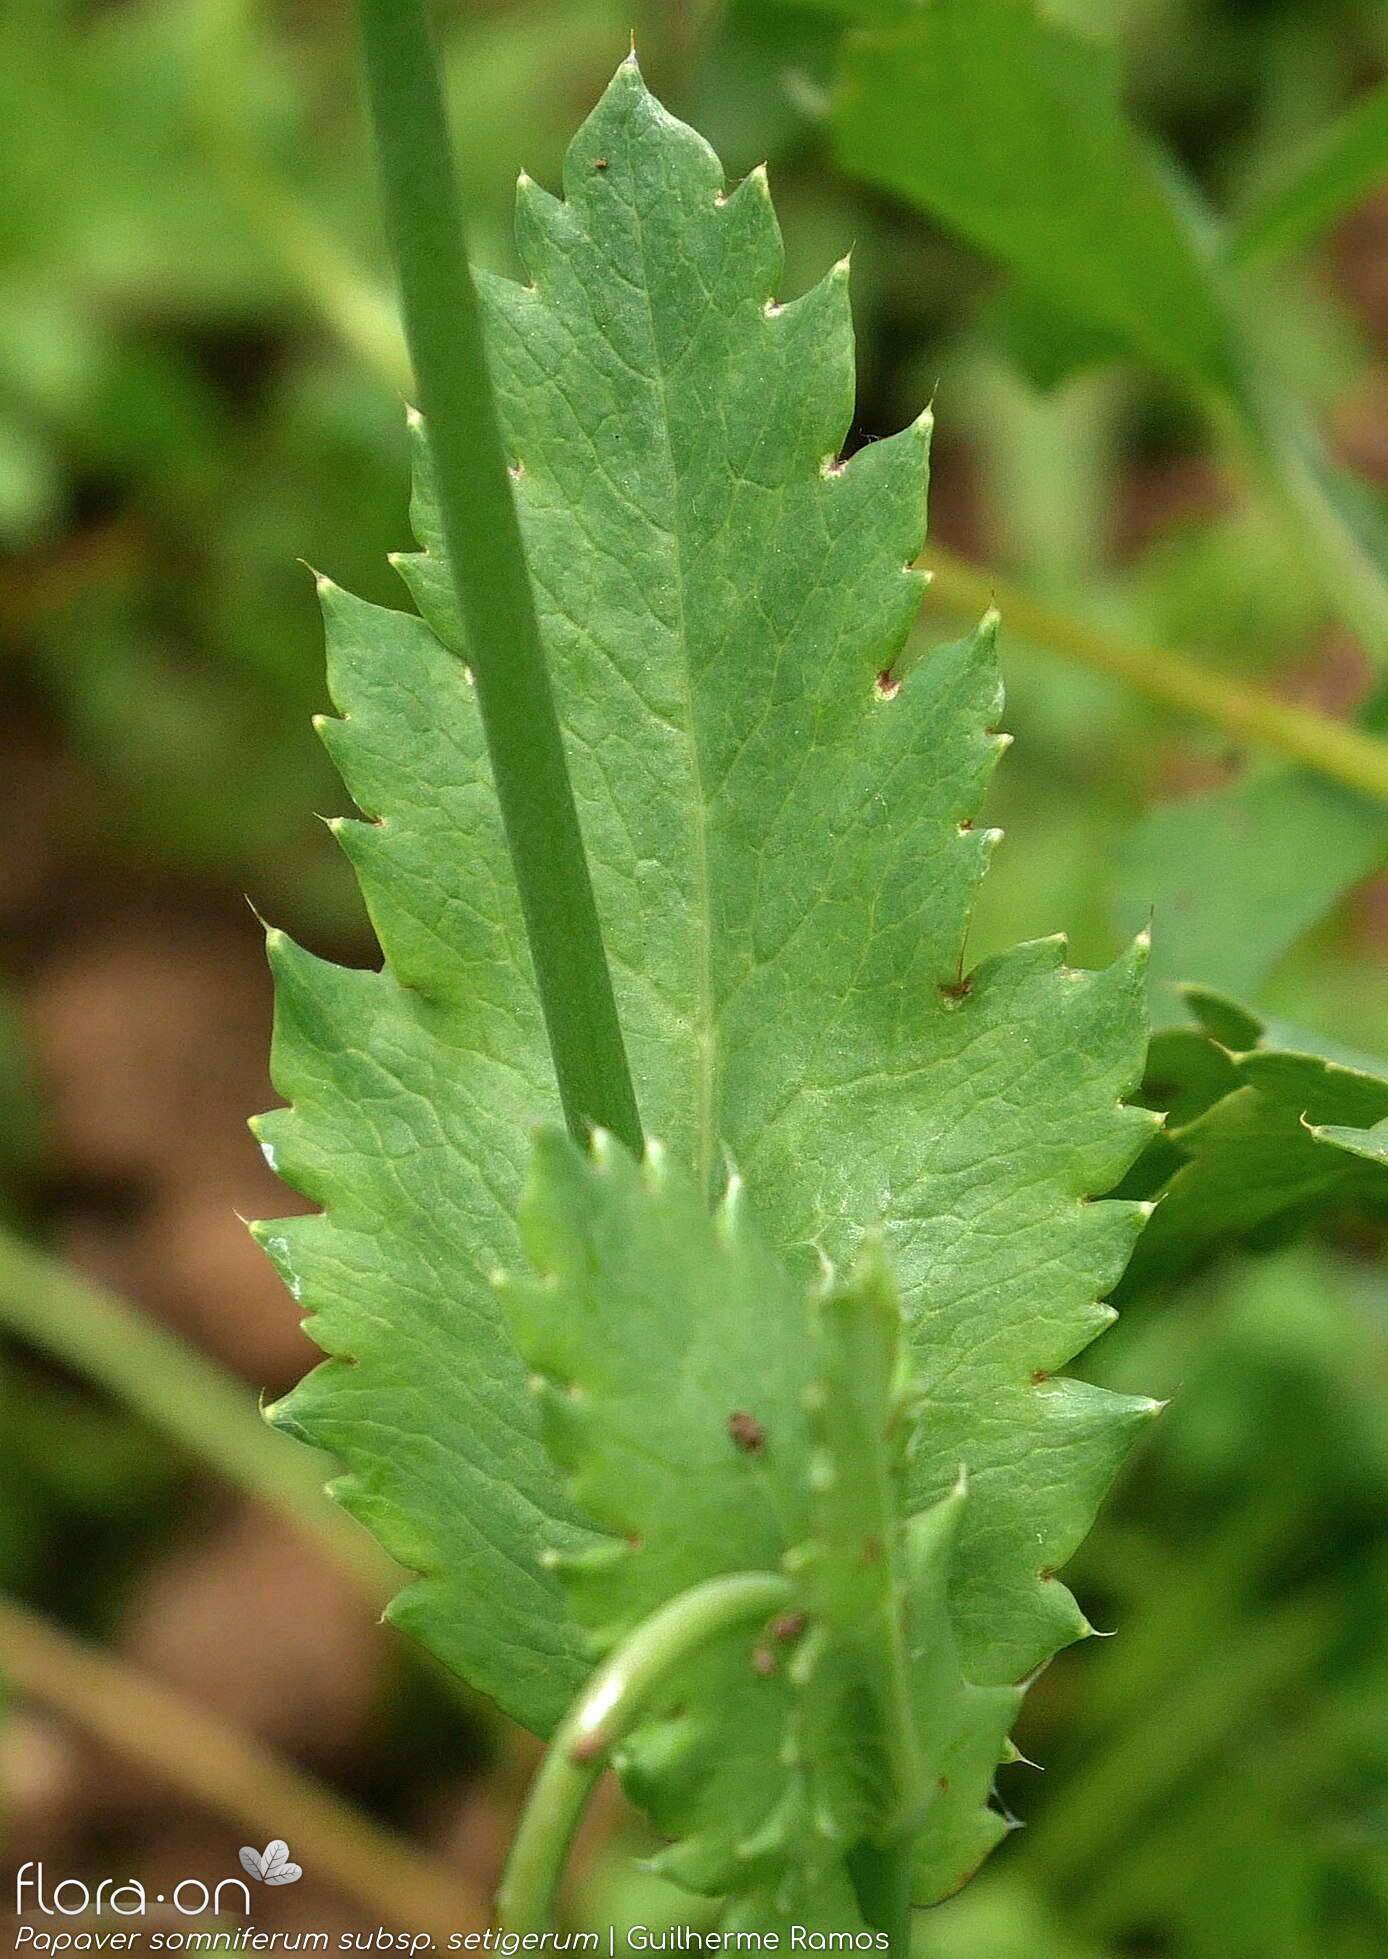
[1,1,1387,1954]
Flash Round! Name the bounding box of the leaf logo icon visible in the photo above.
[238,1842,303,1886]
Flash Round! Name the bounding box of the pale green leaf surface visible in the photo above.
[831,0,1234,395]
[502,1129,1016,1915]
[251,586,590,1733]
[257,62,1155,1775]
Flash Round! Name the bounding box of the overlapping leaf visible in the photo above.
[1122,991,1388,1295]
[501,1130,1016,1920]
[255,56,1155,1861]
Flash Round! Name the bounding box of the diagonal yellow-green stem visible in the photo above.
[354,0,641,1153]
[926,548,1388,804]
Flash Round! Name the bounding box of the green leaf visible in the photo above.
[831,0,1235,395]
[500,1128,1016,1918]
[251,583,590,1734]
[1227,80,1388,270]
[500,1128,829,1914]
[256,58,1155,1813]
[1122,995,1388,1296]
[976,279,1130,395]
[1115,767,1388,1026]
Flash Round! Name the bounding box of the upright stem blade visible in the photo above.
[354,0,641,1152]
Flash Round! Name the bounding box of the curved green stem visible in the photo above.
[355,0,641,1152]
[497,1572,794,1935]
[926,547,1388,804]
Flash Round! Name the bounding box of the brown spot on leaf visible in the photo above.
[728,1410,766,1454]
[568,1728,609,1765]
[770,1611,807,1643]
[751,1644,776,1677]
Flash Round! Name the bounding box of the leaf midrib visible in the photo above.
[627,171,719,1197]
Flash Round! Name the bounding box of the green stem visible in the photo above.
[355,0,641,1151]
[0,1226,395,1605]
[926,547,1388,804]
[497,1572,794,1935]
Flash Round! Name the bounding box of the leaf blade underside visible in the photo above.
[254,56,1155,1870]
